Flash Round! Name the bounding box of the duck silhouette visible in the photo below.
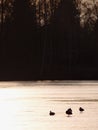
[79,107,84,112]
[49,111,55,116]
[66,108,72,116]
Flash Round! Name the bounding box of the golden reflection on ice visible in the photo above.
[0,86,47,130]
[0,88,23,130]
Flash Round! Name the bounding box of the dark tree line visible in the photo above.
[0,0,98,80]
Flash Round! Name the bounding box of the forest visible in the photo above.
[0,0,98,80]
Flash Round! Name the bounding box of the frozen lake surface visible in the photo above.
[0,81,98,130]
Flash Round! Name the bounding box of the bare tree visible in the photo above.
[1,0,4,33]
[75,0,98,31]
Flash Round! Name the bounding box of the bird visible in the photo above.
[49,111,55,116]
[79,107,84,112]
[66,108,72,116]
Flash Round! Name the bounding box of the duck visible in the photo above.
[79,107,84,112]
[66,108,72,116]
[49,110,55,116]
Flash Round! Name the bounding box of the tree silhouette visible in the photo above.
[13,0,36,33]
[48,0,80,79]
[0,0,3,33]
[1,0,98,80]
[0,0,38,79]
